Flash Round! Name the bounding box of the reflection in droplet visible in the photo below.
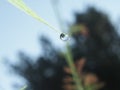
[60,33,70,41]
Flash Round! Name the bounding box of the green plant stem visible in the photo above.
[65,42,84,90]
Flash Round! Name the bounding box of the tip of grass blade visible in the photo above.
[20,85,27,90]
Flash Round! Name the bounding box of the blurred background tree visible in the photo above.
[1,0,120,90]
[9,7,120,90]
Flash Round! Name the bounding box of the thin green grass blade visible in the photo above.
[8,0,62,34]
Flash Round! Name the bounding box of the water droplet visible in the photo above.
[60,33,70,41]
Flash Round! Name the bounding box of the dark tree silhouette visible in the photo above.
[73,8,120,90]
[11,7,120,90]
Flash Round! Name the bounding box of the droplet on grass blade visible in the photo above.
[60,33,70,41]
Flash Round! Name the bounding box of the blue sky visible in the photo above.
[0,0,120,90]
[1,0,120,61]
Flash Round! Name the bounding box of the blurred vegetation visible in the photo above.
[10,7,120,90]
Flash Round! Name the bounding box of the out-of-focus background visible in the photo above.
[0,0,120,90]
